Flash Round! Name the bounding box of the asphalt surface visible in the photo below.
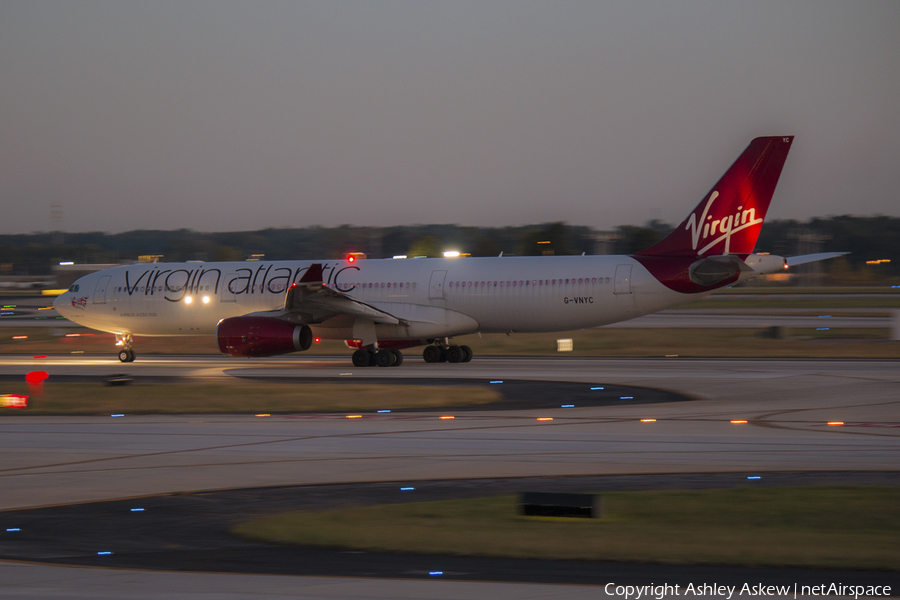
[1,354,898,598]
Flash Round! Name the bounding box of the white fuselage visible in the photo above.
[54,255,703,342]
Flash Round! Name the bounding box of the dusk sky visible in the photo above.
[1,1,898,234]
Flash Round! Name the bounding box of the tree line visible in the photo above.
[1,216,896,284]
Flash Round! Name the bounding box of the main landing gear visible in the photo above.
[116,333,136,363]
[422,343,472,364]
[351,348,404,368]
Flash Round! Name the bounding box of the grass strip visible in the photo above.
[0,382,501,414]
[680,297,900,310]
[2,326,898,358]
[232,486,900,570]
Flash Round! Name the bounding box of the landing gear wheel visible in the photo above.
[375,348,395,367]
[438,348,448,363]
[351,349,370,367]
[423,346,440,363]
[390,349,403,367]
[460,345,473,363]
[447,345,463,363]
[117,348,135,363]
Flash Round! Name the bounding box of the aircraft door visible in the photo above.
[221,273,238,302]
[614,264,632,295]
[92,276,111,304]
[428,270,447,300]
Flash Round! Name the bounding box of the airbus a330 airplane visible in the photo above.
[54,136,843,367]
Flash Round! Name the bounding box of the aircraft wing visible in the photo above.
[277,263,404,325]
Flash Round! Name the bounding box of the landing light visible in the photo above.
[184,296,193,304]
[640,418,656,423]
[442,250,460,258]
[202,296,210,304]
[393,255,407,259]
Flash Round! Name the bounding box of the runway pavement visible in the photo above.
[0,354,897,598]
[0,355,897,510]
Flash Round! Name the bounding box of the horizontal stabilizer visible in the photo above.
[786,252,849,267]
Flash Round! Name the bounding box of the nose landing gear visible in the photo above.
[116,334,136,363]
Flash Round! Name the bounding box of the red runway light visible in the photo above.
[33,356,47,359]
[314,337,321,344]
[25,371,49,384]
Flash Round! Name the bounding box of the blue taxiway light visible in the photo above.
[97,551,112,555]
[489,380,503,384]
[130,508,144,512]
[620,396,634,400]
[429,571,443,576]
[561,404,574,408]
[816,328,830,331]
[747,476,761,480]
[111,414,124,417]
[590,387,604,390]
[377,410,391,413]
[400,487,414,491]
[6,528,20,532]
[818,315,832,318]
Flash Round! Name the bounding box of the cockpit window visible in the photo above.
[68,284,80,292]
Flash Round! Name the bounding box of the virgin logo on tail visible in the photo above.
[685,191,764,255]
[637,136,793,258]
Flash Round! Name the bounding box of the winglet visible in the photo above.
[298,264,324,284]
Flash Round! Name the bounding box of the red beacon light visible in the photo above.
[346,252,366,263]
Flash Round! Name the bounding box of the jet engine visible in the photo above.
[216,316,313,357]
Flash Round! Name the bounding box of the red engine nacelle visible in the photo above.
[216,316,313,357]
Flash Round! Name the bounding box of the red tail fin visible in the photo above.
[637,136,793,257]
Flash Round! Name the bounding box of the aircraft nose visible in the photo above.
[53,290,69,316]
